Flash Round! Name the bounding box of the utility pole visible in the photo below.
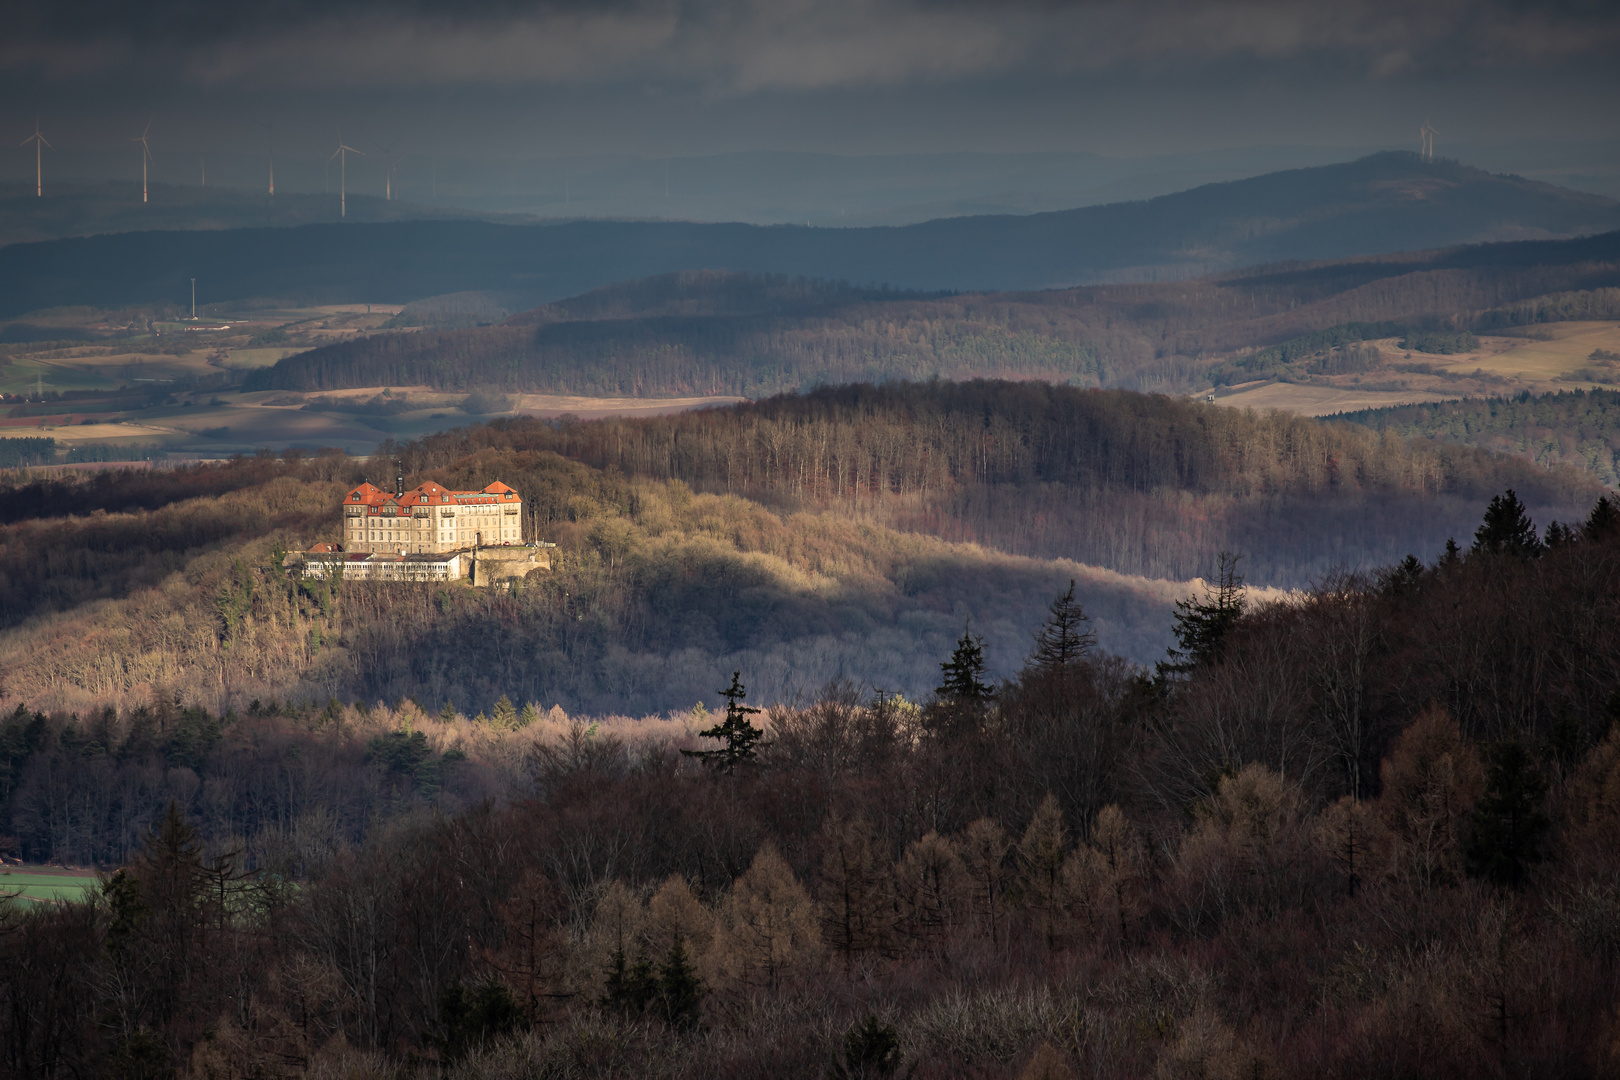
[191,278,196,320]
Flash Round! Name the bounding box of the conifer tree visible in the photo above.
[1468,739,1550,886]
[654,936,704,1030]
[601,948,657,1015]
[1472,489,1543,558]
[937,621,993,705]
[1544,520,1578,549]
[682,672,763,774]
[1160,552,1246,677]
[1029,580,1096,672]
[491,695,517,730]
[1586,495,1620,541]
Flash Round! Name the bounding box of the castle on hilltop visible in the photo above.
[299,469,551,584]
[341,469,523,554]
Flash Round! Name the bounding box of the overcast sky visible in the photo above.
[5,0,1618,163]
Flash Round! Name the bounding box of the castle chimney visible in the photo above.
[395,460,404,498]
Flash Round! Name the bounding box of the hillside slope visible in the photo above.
[1335,388,1620,486]
[2,154,1616,316]
[0,450,1202,715]
[383,381,1603,585]
[248,230,1620,397]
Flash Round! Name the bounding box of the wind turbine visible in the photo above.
[266,122,275,195]
[20,118,51,197]
[374,138,401,200]
[1419,120,1439,163]
[131,119,154,203]
[330,129,364,217]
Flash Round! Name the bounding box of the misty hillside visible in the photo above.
[247,230,1620,397]
[2,154,1615,316]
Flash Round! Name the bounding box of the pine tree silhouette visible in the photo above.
[654,936,704,1030]
[937,620,993,704]
[1586,495,1620,541]
[1472,489,1543,558]
[1029,580,1097,671]
[1468,739,1549,886]
[1160,552,1246,677]
[681,671,763,774]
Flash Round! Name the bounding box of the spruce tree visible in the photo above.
[1586,495,1620,542]
[491,695,518,730]
[1159,552,1246,677]
[1472,489,1543,558]
[1544,520,1577,549]
[1029,580,1097,672]
[601,948,657,1015]
[1467,739,1550,886]
[681,672,763,774]
[937,620,993,705]
[653,936,704,1030]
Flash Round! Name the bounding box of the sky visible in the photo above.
[4,1,1619,195]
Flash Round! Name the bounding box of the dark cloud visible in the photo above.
[1,1,1615,171]
[5,1,1617,92]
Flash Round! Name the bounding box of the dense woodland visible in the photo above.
[1337,387,1620,487]
[3,491,1620,1078]
[0,383,1603,719]
[0,441,1195,716]
[246,229,1620,398]
[383,381,1600,584]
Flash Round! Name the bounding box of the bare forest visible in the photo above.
[384,381,1601,584]
[246,229,1620,399]
[3,489,1620,1078]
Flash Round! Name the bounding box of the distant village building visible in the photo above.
[297,468,552,584]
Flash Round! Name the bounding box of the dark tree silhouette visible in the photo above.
[1468,740,1550,886]
[1029,580,1097,672]
[1473,489,1543,558]
[1587,495,1620,541]
[654,937,704,1031]
[682,672,764,774]
[1160,552,1246,677]
[936,621,993,705]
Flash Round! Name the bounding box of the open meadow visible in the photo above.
[1211,320,1620,415]
[0,866,100,905]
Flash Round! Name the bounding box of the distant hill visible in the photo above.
[1,154,1616,317]
[382,380,1601,587]
[1334,388,1620,488]
[0,182,519,248]
[247,230,1620,397]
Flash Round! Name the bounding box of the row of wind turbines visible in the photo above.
[17,119,406,216]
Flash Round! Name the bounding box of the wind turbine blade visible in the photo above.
[331,147,343,161]
[40,136,52,149]
[144,118,152,137]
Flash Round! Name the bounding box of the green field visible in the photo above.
[0,867,101,905]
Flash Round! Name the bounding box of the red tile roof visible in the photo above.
[346,478,520,515]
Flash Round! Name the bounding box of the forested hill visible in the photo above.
[3,153,1617,316]
[384,380,1603,584]
[248,230,1620,397]
[1334,388,1620,487]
